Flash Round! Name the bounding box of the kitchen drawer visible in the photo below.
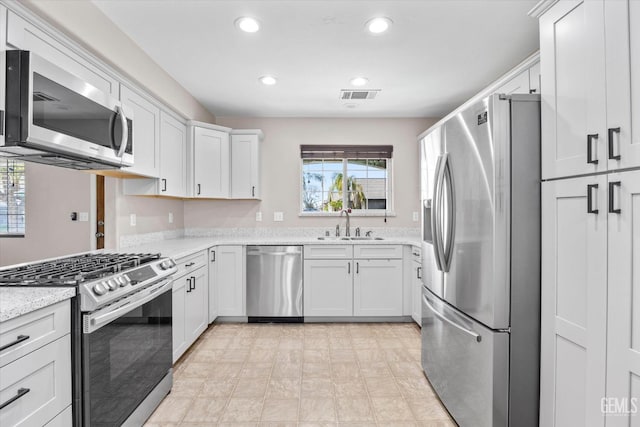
[174,250,207,277]
[0,335,71,427]
[43,406,71,427]
[304,245,353,259]
[354,245,403,259]
[0,300,70,368]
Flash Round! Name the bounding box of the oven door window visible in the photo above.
[83,288,172,426]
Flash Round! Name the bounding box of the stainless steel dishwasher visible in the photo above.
[246,245,303,322]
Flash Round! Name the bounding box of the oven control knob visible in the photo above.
[122,275,131,284]
[93,283,108,296]
[160,259,175,270]
[106,279,118,291]
[117,277,127,287]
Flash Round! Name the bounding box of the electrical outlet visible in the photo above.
[168,212,174,224]
[256,211,263,222]
[79,212,89,222]
[130,213,136,227]
[273,212,284,222]
[413,211,419,222]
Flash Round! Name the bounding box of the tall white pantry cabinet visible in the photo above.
[533,0,640,425]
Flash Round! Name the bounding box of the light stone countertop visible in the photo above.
[0,287,76,323]
[121,236,422,260]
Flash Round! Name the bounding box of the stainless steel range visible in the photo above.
[0,252,177,427]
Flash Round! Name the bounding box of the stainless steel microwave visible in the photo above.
[1,50,133,170]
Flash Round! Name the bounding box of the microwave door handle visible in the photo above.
[116,105,128,158]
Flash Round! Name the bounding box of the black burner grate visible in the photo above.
[0,253,161,286]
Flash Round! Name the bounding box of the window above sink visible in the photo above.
[300,145,394,217]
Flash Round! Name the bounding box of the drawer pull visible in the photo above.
[185,262,196,268]
[0,388,30,410]
[0,334,29,352]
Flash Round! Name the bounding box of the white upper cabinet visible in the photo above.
[495,68,531,95]
[604,0,640,171]
[159,112,186,197]
[188,121,231,198]
[541,0,640,179]
[120,85,160,178]
[5,10,118,97]
[123,111,186,197]
[230,130,263,199]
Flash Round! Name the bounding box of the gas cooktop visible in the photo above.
[0,252,177,312]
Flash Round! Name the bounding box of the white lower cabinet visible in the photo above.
[303,245,404,318]
[353,259,403,316]
[0,303,71,427]
[211,246,245,317]
[540,175,608,427]
[172,251,209,363]
[604,170,640,426]
[304,259,353,317]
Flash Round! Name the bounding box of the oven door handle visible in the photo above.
[84,279,173,333]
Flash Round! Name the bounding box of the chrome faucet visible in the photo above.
[340,209,351,237]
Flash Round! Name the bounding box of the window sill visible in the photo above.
[0,234,25,238]
[299,211,396,218]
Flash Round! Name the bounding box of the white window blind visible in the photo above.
[0,159,26,236]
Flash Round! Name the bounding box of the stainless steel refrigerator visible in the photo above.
[419,94,541,427]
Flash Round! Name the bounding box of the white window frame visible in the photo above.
[0,159,26,237]
[299,157,395,217]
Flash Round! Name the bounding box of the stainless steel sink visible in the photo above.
[316,236,383,241]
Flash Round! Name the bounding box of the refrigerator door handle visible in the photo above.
[442,155,456,272]
[423,292,482,342]
[432,154,446,272]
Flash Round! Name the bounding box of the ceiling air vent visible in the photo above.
[339,89,380,100]
[33,92,60,102]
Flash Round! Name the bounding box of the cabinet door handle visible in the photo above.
[161,178,167,192]
[252,186,255,197]
[417,267,422,279]
[609,181,622,214]
[0,388,30,410]
[185,262,195,268]
[608,127,621,160]
[587,134,599,165]
[0,110,4,136]
[197,184,201,195]
[0,335,29,352]
[186,278,192,293]
[356,262,359,274]
[211,251,216,262]
[347,262,351,274]
[190,276,196,291]
[587,184,599,214]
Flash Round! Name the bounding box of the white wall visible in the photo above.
[0,163,93,266]
[184,117,438,230]
[104,178,184,249]
[20,0,215,123]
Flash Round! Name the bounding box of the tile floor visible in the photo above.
[145,322,455,427]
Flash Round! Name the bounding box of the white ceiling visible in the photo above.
[92,0,539,118]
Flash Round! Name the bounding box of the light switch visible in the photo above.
[130,213,137,227]
[79,212,89,222]
[412,211,419,222]
[168,212,174,224]
[273,212,284,222]
[256,211,263,222]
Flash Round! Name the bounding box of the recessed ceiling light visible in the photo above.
[235,17,260,33]
[259,75,277,85]
[366,17,392,34]
[350,77,369,87]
